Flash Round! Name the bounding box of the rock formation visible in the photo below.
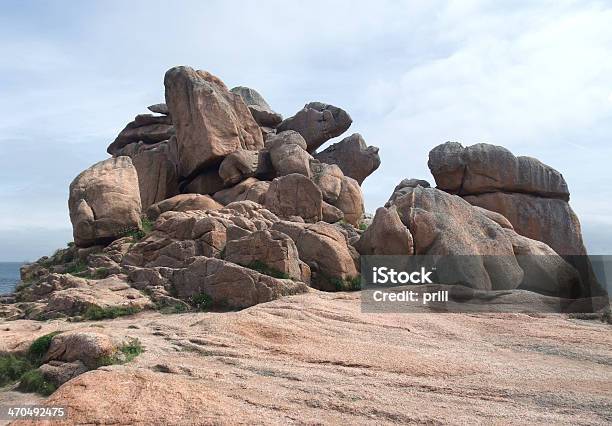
[4,65,604,322]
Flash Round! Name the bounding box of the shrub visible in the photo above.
[0,355,33,387]
[141,217,154,234]
[83,305,142,321]
[189,293,213,311]
[28,332,62,363]
[331,275,362,292]
[17,369,56,396]
[359,223,368,231]
[247,260,290,280]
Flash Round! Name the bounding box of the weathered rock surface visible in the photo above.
[267,131,312,177]
[147,103,169,115]
[213,177,270,205]
[169,257,308,308]
[314,133,380,184]
[146,194,223,220]
[6,295,611,425]
[428,142,570,199]
[225,230,308,282]
[264,174,322,222]
[310,160,344,203]
[124,201,280,268]
[465,192,586,256]
[272,221,358,291]
[218,149,261,186]
[107,114,174,156]
[385,178,430,207]
[69,157,142,247]
[333,176,364,226]
[277,102,352,153]
[230,86,283,127]
[181,168,226,195]
[44,331,118,368]
[164,66,263,178]
[116,140,179,209]
[355,206,414,255]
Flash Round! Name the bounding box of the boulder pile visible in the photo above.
[2,65,605,321]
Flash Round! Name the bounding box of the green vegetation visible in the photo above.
[189,293,213,311]
[17,369,56,396]
[141,216,154,234]
[157,303,189,314]
[0,355,33,387]
[65,259,88,275]
[28,331,62,363]
[83,305,142,321]
[0,331,63,395]
[247,260,290,280]
[97,338,144,367]
[358,222,368,231]
[331,275,362,291]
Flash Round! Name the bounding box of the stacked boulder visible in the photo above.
[52,64,381,317]
[6,65,604,321]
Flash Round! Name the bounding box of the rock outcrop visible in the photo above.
[277,102,352,152]
[146,194,223,220]
[164,66,263,178]
[428,142,585,257]
[69,157,142,247]
[107,114,174,156]
[264,174,323,222]
[315,133,380,184]
[355,206,414,255]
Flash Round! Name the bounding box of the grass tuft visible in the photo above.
[97,338,144,367]
[17,369,56,396]
[0,356,33,387]
[83,305,142,321]
[247,260,290,280]
[189,293,213,311]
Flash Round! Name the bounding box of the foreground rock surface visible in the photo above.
[4,292,611,425]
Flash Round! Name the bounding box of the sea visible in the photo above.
[0,262,22,295]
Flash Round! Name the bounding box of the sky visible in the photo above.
[0,0,611,261]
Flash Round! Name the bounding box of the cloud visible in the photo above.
[0,0,611,259]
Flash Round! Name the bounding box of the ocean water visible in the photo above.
[0,262,22,295]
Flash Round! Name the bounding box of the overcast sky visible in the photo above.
[1,0,611,261]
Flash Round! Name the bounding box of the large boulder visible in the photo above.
[428,142,586,257]
[428,142,569,199]
[277,102,352,153]
[213,177,270,205]
[146,194,223,220]
[116,140,179,210]
[225,229,309,282]
[463,192,586,256]
[164,66,263,178]
[230,86,283,127]
[44,331,119,369]
[314,133,380,184]
[385,178,430,207]
[267,131,313,177]
[332,176,364,226]
[107,114,174,155]
[264,174,323,222]
[218,149,261,186]
[393,186,524,291]
[169,257,308,309]
[69,157,142,248]
[354,206,413,255]
[272,221,359,291]
[310,160,344,203]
